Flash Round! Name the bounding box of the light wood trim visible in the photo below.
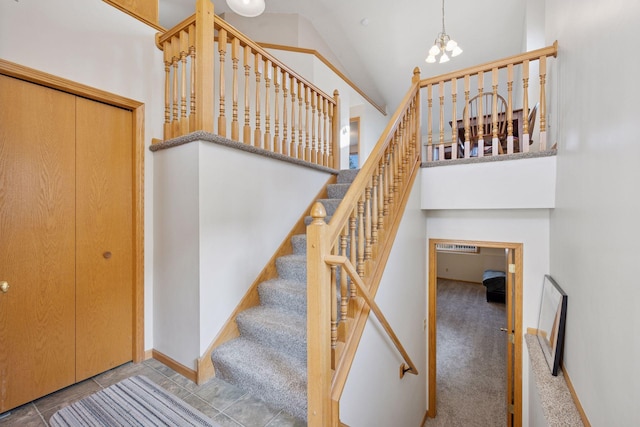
[152,349,197,383]
[102,0,164,32]
[144,349,154,360]
[562,365,592,427]
[419,41,558,88]
[325,255,419,376]
[428,239,523,423]
[420,409,429,427]
[0,58,146,364]
[196,175,337,384]
[258,43,387,116]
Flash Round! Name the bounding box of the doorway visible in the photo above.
[349,116,360,169]
[427,239,523,426]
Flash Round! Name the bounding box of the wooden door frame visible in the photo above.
[0,59,145,363]
[427,238,523,425]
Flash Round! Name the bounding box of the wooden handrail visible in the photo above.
[324,254,419,376]
[307,68,422,426]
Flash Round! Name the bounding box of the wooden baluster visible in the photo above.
[477,71,484,157]
[188,25,196,133]
[401,116,408,176]
[171,38,179,137]
[298,81,304,160]
[331,90,340,170]
[305,86,311,161]
[217,29,227,137]
[522,59,530,152]
[357,194,365,278]
[179,30,189,136]
[507,64,514,154]
[464,75,471,158]
[349,209,357,299]
[163,41,171,139]
[243,46,251,144]
[318,97,325,165]
[451,77,458,159]
[254,53,262,148]
[282,72,289,156]
[311,91,317,164]
[364,182,372,261]
[491,67,499,156]
[377,162,385,231]
[371,171,379,247]
[290,76,297,158]
[324,98,330,166]
[231,37,240,141]
[339,226,349,340]
[438,81,444,161]
[539,55,548,151]
[263,59,272,151]
[427,84,433,161]
[330,259,337,354]
[383,149,390,216]
[273,66,281,153]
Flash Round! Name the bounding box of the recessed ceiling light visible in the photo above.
[360,18,369,26]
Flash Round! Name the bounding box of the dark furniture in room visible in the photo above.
[482,270,506,303]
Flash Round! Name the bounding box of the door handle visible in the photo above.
[500,328,508,332]
[0,281,9,293]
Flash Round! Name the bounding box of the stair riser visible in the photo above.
[236,318,307,364]
[258,284,306,316]
[276,258,306,282]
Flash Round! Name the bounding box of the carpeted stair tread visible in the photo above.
[327,183,351,199]
[258,278,306,315]
[315,198,342,216]
[337,169,359,184]
[290,234,307,255]
[276,254,307,282]
[211,337,307,421]
[236,306,306,362]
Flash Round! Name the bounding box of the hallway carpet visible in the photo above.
[426,279,507,426]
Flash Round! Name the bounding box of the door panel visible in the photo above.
[0,75,76,412]
[75,97,133,381]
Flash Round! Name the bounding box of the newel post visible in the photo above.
[331,90,341,170]
[307,202,332,426]
[195,0,215,133]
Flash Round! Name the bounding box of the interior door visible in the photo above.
[506,248,515,427]
[75,97,133,381]
[0,75,77,412]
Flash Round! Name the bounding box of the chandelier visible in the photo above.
[226,0,265,17]
[425,0,463,64]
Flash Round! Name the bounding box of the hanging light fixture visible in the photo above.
[425,0,463,64]
[226,0,265,17]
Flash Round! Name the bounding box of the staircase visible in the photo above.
[211,169,359,421]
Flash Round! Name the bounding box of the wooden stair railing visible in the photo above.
[424,42,558,161]
[154,0,340,169]
[307,68,423,427]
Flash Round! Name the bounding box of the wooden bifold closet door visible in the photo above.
[0,75,133,413]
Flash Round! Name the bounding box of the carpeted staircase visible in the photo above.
[211,169,359,421]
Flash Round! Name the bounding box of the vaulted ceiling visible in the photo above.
[159,0,527,112]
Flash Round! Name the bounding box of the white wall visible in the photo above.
[153,140,333,368]
[421,156,557,210]
[341,171,427,426]
[437,248,507,283]
[545,0,640,425]
[425,208,551,423]
[0,0,165,351]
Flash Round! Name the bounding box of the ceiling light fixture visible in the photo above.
[425,0,462,64]
[226,0,265,17]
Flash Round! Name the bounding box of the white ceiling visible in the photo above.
[158,0,527,112]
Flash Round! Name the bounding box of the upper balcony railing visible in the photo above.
[422,42,558,162]
[155,0,340,170]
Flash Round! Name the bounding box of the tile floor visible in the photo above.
[0,358,306,427]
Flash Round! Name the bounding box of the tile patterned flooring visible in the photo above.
[0,359,306,427]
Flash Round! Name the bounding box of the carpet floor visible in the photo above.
[425,279,507,426]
